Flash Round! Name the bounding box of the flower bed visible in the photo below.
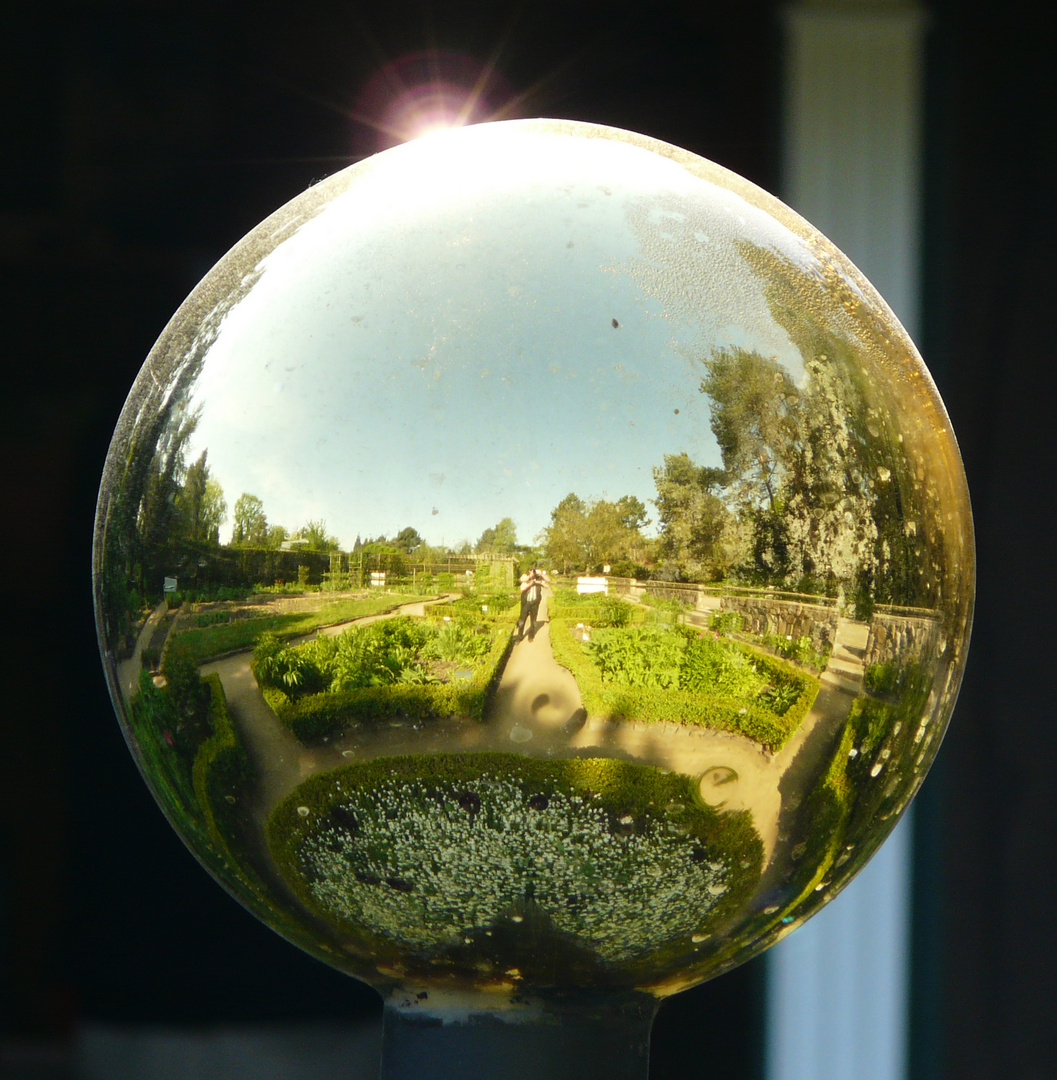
[549,619,819,752]
[268,753,762,971]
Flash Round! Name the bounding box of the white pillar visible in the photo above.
[766,7,928,1080]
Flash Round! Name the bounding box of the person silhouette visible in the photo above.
[516,567,548,640]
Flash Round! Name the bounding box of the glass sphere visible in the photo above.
[94,119,973,1001]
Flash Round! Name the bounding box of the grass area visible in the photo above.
[257,609,516,743]
[549,619,819,752]
[268,752,763,980]
[166,592,435,666]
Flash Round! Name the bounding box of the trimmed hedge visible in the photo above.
[266,627,515,743]
[192,674,251,867]
[546,591,644,628]
[549,618,819,752]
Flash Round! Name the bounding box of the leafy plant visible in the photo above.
[589,626,687,688]
[709,610,742,636]
[680,635,762,699]
[762,633,831,672]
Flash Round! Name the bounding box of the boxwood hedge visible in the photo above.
[264,628,515,743]
[549,619,819,752]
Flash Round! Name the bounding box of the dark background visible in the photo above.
[1,2,1054,1077]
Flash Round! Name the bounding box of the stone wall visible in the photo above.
[864,612,942,668]
[719,595,838,652]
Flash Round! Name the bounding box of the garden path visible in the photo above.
[200,595,458,816]
[484,593,586,743]
[516,612,869,869]
[115,600,171,701]
[199,589,868,875]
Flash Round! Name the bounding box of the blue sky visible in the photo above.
[184,124,808,549]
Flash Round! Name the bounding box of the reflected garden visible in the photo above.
[94,120,972,1007]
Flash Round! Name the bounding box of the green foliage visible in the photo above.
[430,591,518,623]
[476,517,518,554]
[599,595,634,627]
[268,753,762,975]
[542,492,650,573]
[547,590,642,628]
[231,492,269,547]
[681,635,762,699]
[192,675,252,867]
[266,630,509,747]
[761,633,832,673]
[425,619,492,664]
[167,593,433,666]
[193,610,233,628]
[549,618,819,751]
[709,610,742,636]
[590,626,688,689]
[161,648,210,726]
[863,658,927,700]
[127,670,202,830]
[846,660,932,792]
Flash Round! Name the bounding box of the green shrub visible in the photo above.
[589,625,687,688]
[761,633,831,673]
[161,649,210,725]
[863,658,928,700]
[269,626,513,743]
[168,593,431,666]
[550,619,818,751]
[192,675,252,866]
[709,610,742,636]
[681,635,761,699]
[599,595,634,627]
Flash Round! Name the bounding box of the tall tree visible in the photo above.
[476,517,517,554]
[543,493,649,572]
[176,450,226,544]
[699,346,878,590]
[395,526,424,553]
[231,493,268,546]
[652,453,738,579]
[615,495,650,532]
[266,524,289,549]
[294,519,340,551]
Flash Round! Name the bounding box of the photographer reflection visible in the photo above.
[515,566,549,641]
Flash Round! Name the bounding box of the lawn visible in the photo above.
[165,592,436,666]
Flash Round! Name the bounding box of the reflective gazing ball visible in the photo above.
[94,119,973,1000]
